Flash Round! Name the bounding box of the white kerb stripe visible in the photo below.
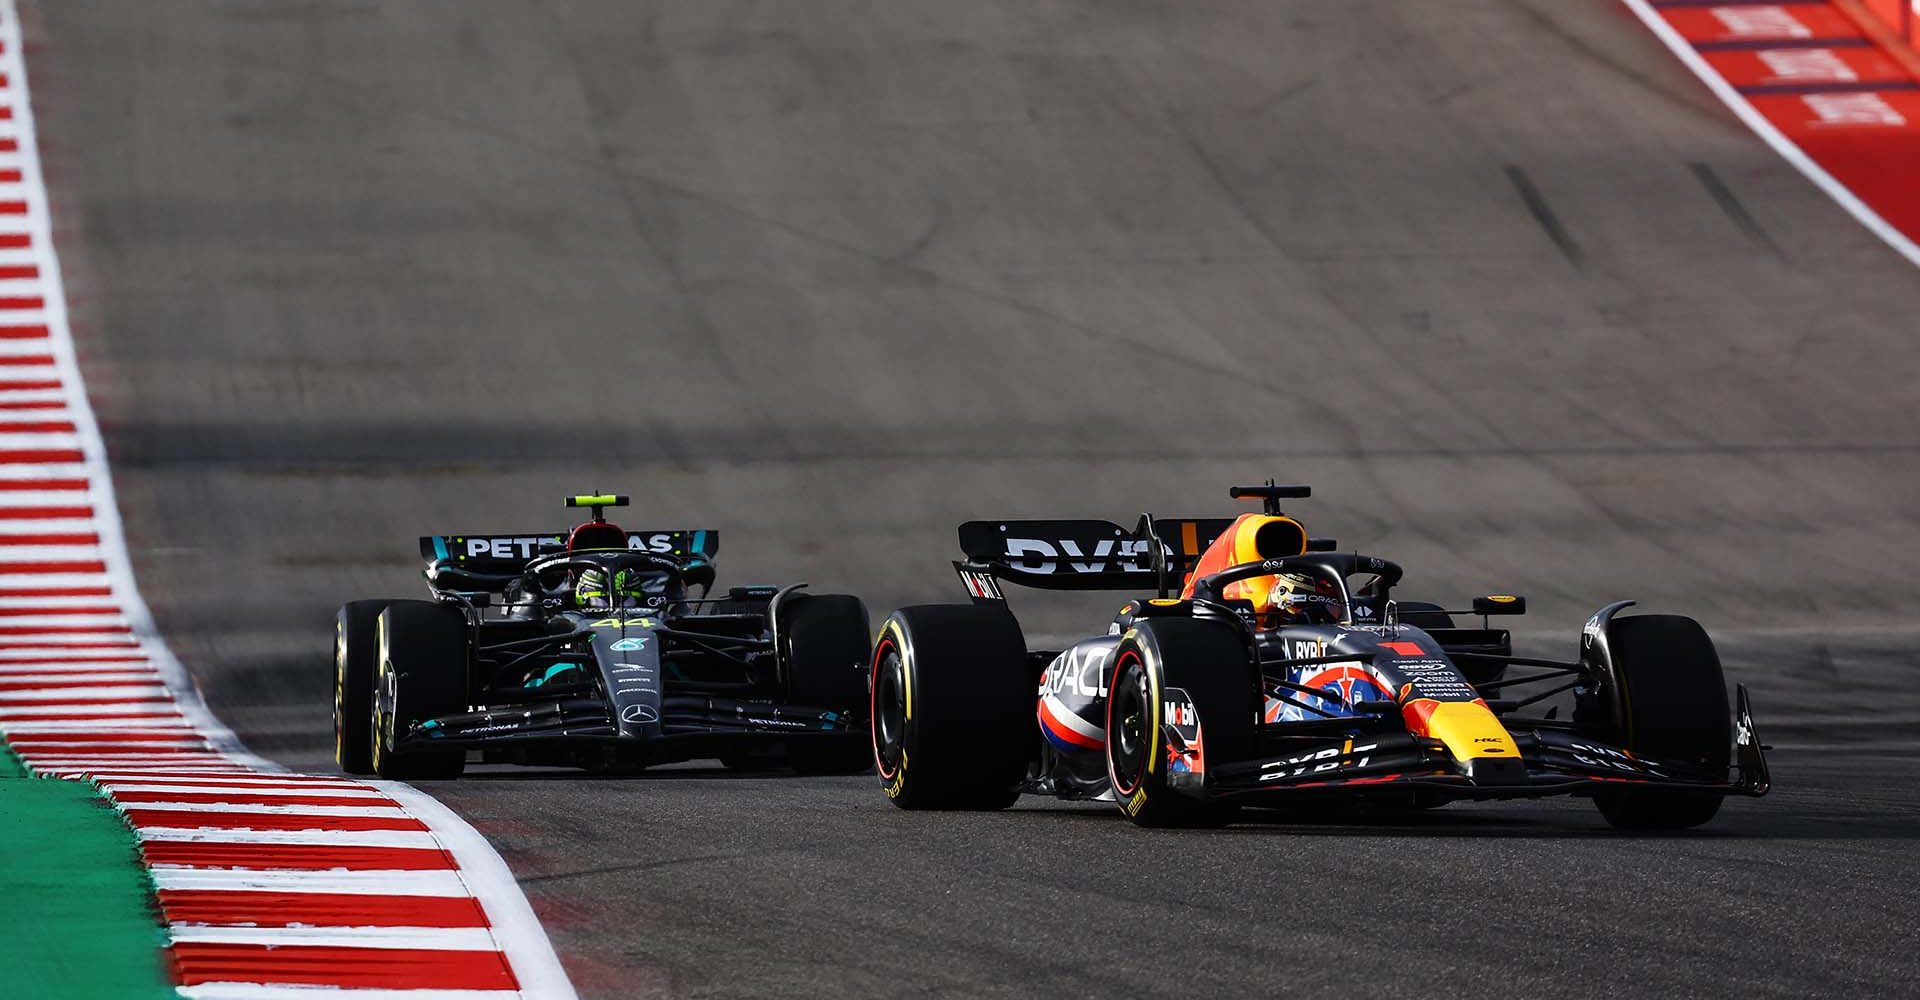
[95,773,372,788]
[152,868,472,896]
[0,491,92,507]
[167,926,500,951]
[177,987,522,1000]
[0,685,169,701]
[137,827,443,849]
[105,783,389,799]
[0,545,107,561]
[0,670,160,682]
[122,801,411,819]
[0,644,137,660]
[0,703,183,717]
[0,724,191,735]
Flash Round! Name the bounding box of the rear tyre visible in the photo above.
[371,601,469,780]
[334,600,388,775]
[1591,614,1731,830]
[1106,619,1255,828]
[871,605,1030,809]
[781,593,874,775]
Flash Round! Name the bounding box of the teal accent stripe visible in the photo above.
[432,536,449,560]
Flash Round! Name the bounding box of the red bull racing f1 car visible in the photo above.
[333,494,872,778]
[869,482,1770,828]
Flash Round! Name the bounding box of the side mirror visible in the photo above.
[1306,537,1338,552]
[1472,595,1526,616]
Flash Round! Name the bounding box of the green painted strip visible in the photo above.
[0,747,174,999]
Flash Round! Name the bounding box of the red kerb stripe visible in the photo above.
[0,675,149,690]
[0,478,86,490]
[0,562,109,575]
[0,625,134,636]
[167,943,517,990]
[156,890,490,928]
[0,505,88,518]
[0,453,86,466]
[0,532,97,545]
[0,653,144,663]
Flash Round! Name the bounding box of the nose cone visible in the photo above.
[1403,698,1524,783]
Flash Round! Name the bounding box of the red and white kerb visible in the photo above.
[0,4,575,997]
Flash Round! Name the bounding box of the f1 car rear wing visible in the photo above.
[954,517,1236,599]
[420,530,719,575]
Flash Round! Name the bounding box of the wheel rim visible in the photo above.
[1108,657,1151,794]
[373,660,396,769]
[873,649,907,775]
[334,629,349,760]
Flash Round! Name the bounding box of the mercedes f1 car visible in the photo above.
[870,482,1770,828]
[334,494,872,778]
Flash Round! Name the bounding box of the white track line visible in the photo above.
[1622,0,1920,269]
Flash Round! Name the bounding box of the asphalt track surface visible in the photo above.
[22,1,1920,996]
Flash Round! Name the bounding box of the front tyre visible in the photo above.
[334,601,389,775]
[871,605,1030,809]
[1591,614,1732,830]
[371,601,469,781]
[1106,619,1255,828]
[780,593,874,775]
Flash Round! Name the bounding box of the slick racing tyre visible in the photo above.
[871,605,1030,809]
[781,593,874,775]
[1591,614,1732,830]
[1106,618,1255,828]
[335,600,388,775]
[371,601,469,780]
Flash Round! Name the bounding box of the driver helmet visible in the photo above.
[1260,570,1346,627]
[574,567,651,608]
